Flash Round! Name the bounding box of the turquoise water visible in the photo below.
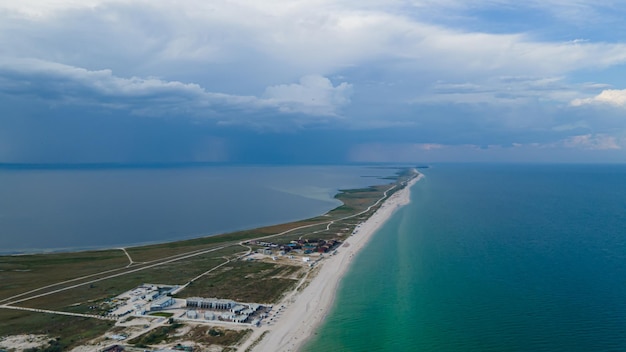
[305,164,626,352]
[0,165,396,254]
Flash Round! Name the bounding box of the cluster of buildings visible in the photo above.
[185,297,267,326]
[107,284,179,317]
[103,346,192,352]
[250,238,341,255]
[106,285,270,327]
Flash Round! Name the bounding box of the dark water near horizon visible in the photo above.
[305,164,626,352]
[0,165,397,254]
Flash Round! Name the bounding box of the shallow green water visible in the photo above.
[305,164,626,352]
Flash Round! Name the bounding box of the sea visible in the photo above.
[0,164,397,254]
[305,164,626,352]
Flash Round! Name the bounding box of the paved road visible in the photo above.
[0,179,401,326]
[0,304,117,321]
[4,245,229,306]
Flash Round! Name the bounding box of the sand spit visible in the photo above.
[246,174,422,352]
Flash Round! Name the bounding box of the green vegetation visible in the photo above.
[0,250,128,300]
[149,312,174,318]
[0,167,417,350]
[179,261,303,303]
[0,309,113,349]
[128,323,250,349]
[182,326,251,348]
[129,322,183,346]
[20,246,243,312]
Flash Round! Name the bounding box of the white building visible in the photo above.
[150,296,174,311]
[186,297,235,310]
[234,314,248,323]
[231,305,245,314]
[186,310,198,319]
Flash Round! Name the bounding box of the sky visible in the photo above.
[2,0,626,164]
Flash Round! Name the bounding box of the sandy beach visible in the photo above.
[247,173,423,352]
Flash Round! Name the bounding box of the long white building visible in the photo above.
[186,297,235,310]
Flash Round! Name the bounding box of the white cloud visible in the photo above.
[571,89,626,107]
[417,143,445,150]
[409,0,624,25]
[264,75,352,116]
[0,58,251,106]
[0,58,351,119]
[348,137,624,163]
[2,0,626,149]
[3,0,626,82]
[416,76,590,105]
[0,0,110,18]
[551,121,589,132]
[562,134,621,150]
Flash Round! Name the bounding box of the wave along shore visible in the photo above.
[244,173,423,352]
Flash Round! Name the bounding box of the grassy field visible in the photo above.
[179,261,303,303]
[0,309,114,350]
[0,168,416,349]
[128,322,183,346]
[184,326,252,348]
[20,246,243,313]
[0,250,129,301]
[129,323,251,350]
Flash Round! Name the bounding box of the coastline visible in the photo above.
[0,169,421,352]
[1,165,397,256]
[248,173,423,352]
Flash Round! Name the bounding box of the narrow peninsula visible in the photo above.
[0,168,421,352]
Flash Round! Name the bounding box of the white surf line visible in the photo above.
[0,304,117,321]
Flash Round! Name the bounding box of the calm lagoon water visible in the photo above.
[305,164,626,352]
[0,165,396,254]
